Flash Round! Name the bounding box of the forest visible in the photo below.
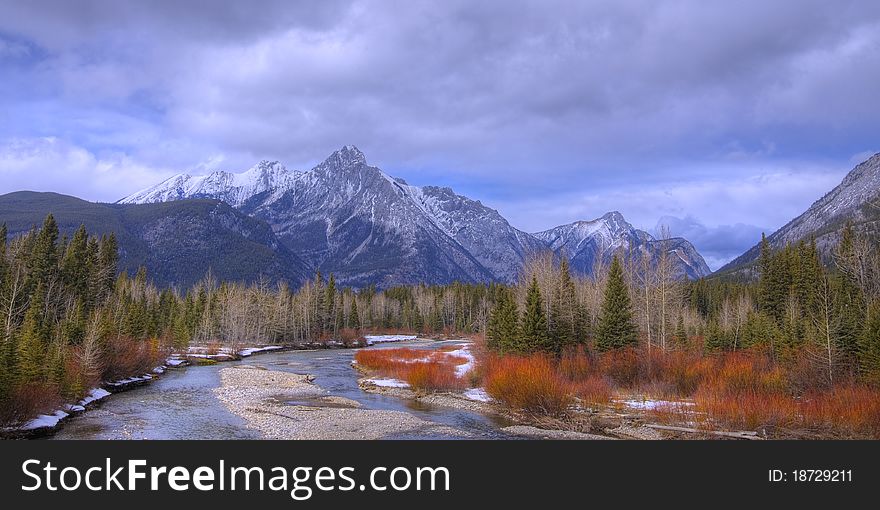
[2,214,879,436]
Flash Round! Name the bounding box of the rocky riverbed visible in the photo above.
[214,365,476,439]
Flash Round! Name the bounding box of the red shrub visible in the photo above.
[799,386,880,437]
[645,350,711,397]
[704,352,786,397]
[355,347,467,391]
[573,375,612,405]
[0,384,62,427]
[403,362,464,391]
[559,346,593,382]
[103,336,165,381]
[597,348,641,387]
[483,354,572,416]
[354,348,430,372]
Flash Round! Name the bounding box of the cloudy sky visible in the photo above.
[1,0,879,269]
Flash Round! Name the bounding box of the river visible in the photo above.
[52,340,515,440]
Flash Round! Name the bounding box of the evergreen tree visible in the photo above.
[61,225,90,302]
[673,314,688,349]
[15,288,49,385]
[549,258,576,352]
[487,287,519,353]
[325,274,337,332]
[595,256,638,351]
[0,223,7,283]
[834,226,866,372]
[98,233,119,298]
[349,296,360,331]
[859,300,880,385]
[520,276,549,352]
[704,319,729,352]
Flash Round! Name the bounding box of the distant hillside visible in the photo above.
[719,153,880,277]
[0,191,311,288]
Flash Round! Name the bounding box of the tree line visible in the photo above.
[485,225,880,388]
[4,214,879,424]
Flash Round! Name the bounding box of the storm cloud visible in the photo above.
[1,0,878,268]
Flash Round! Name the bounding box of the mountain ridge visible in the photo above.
[118,145,712,286]
[0,191,311,288]
[720,152,880,274]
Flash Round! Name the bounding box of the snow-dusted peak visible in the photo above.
[236,160,293,188]
[535,211,635,250]
[315,145,367,173]
[600,211,630,230]
[118,160,296,207]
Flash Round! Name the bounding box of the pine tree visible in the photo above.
[859,300,880,385]
[325,274,337,332]
[595,256,638,352]
[0,223,7,284]
[349,296,361,331]
[834,226,866,372]
[673,314,688,349]
[62,225,90,301]
[487,287,519,353]
[27,215,59,295]
[98,233,119,298]
[520,276,549,352]
[334,294,344,336]
[549,258,576,352]
[15,288,49,385]
[704,319,729,352]
[46,335,67,392]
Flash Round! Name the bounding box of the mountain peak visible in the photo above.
[318,145,367,172]
[599,211,632,231]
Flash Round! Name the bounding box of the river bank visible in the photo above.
[214,365,475,439]
[2,342,330,439]
[3,335,464,440]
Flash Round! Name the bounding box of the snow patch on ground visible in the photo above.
[365,378,410,388]
[107,374,153,387]
[364,335,417,346]
[445,346,476,377]
[618,398,695,410]
[79,388,111,406]
[166,358,187,367]
[238,346,283,357]
[463,387,492,402]
[20,410,69,431]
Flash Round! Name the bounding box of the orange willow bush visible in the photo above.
[483,354,572,415]
[354,347,467,391]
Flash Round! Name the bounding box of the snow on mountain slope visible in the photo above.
[720,152,880,273]
[119,160,298,208]
[535,212,712,279]
[120,146,712,285]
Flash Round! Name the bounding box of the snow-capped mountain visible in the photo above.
[534,212,712,280]
[120,146,712,286]
[721,152,880,272]
[119,160,297,208]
